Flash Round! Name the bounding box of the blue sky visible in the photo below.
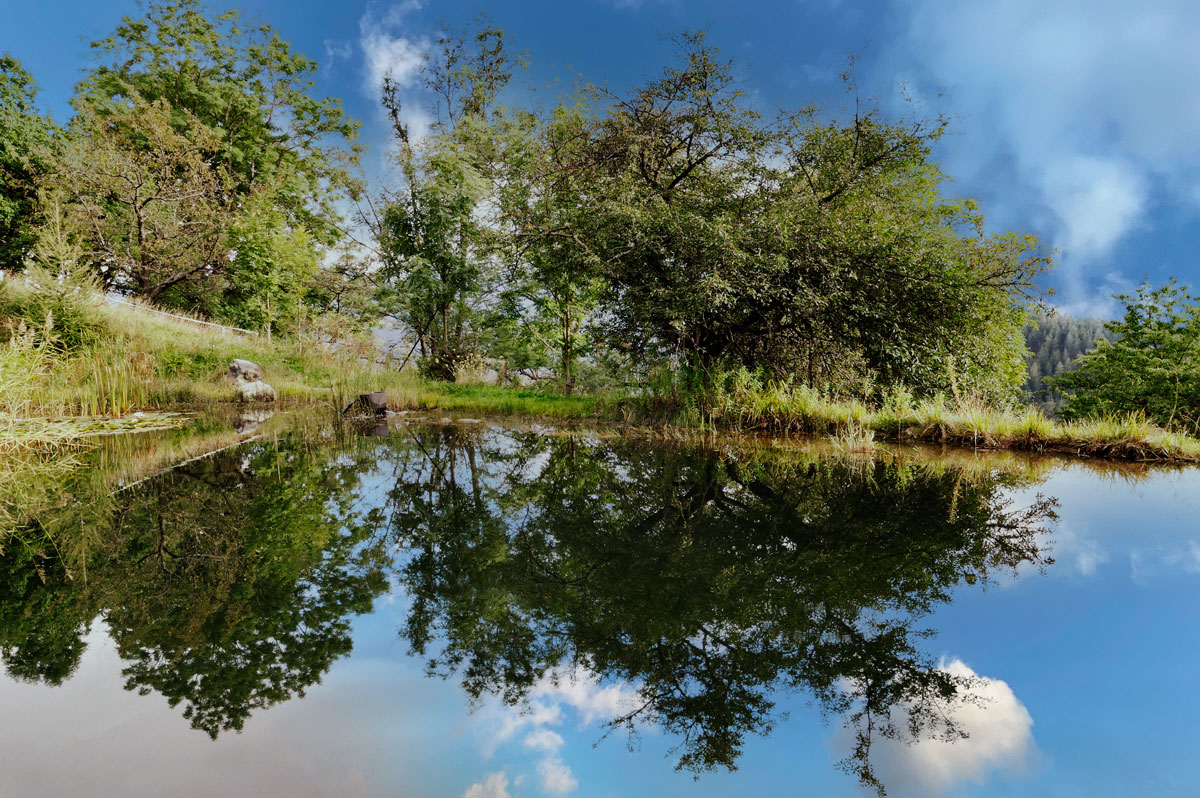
[6,0,1200,315]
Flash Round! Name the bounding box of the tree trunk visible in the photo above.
[561,306,574,396]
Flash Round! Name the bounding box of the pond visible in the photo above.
[1,413,1198,797]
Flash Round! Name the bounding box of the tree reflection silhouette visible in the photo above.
[388,428,1055,792]
[0,422,1055,794]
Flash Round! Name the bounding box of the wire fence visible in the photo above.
[104,294,260,336]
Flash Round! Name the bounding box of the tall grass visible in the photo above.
[627,367,1200,462]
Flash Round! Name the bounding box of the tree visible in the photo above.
[1054,279,1200,429]
[0,55,56,272]
[497,103,606,394]
[1021,310,1114,414]
[57,97,233,302]
[565,34,1048,400]
[373,21,518,380]
[0,431,390,735]
[66,0,361,317]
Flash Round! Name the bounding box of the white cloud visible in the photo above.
[1048,521,1110,576]
[357,2,436,156]
[530,666,642,726]
[464,771,510,798]
[1161,540,1200,574]
[890,0,1200,306]
[537,757,579,796]
[523,729,565,753]
[1037,156,1148,259]
[359,6,428,97]
[323,39,354,71]
[832,659,1036,797]
[472,666,644,798]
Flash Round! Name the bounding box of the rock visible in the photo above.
[226,359,265,386]
[342,391,388,417]
[233,409,274,435]
[236,379,276,403]
[227,359,275,403]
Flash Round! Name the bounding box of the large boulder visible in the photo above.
[226,359,265,385]
[226,359,276,403]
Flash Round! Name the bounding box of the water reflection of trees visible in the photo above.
[1,422,1056,794]
[385,427,1056,792]
[0,434,390,736]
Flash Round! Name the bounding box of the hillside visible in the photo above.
[1024,311,1117,415]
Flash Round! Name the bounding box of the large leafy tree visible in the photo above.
[0,55,56,272]
[496,104,607,394]
[1055,279,1200,430]
[63,0,361,320]
[0,432,389,736]
[56,97,232,302]
[568,35,1048,399]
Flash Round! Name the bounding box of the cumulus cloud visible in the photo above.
[358,4,428,97]
[537,757,579,796]
[530,667,642,725]
[356,1,436,157]
[889,0,1200,307]
[832,659,1037,797]
[464,772,511,798]
[472,666,643,798]
[523,729,566,753]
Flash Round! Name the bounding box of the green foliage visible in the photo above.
[495,103,606,394]
[0,431,390,735]
[76,0,361,244]
[372,32,1047,401]
[220,198,319,334]
[1055,279,1200,430]
[52,0,360,322]
[567,35,1048,401]
[374,21,517,381]
[2,211,108,353]
[57,92,233,305]
[0,54,56,272]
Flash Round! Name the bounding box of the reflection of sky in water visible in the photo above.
[3,462,1200,797]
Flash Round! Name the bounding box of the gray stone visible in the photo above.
[226,358,265,386]
[236,379,276,403]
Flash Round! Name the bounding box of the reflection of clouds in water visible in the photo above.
[0,623,469,798]
[469,666,642,797]
[1050,521,1110,576]
[1014,467,1200,582]
[832,659,1037,797]
[1164,540,1200,574]
[464,771,511,798]
[1130,540,1200,583]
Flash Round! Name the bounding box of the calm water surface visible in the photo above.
[2,415,1198,797]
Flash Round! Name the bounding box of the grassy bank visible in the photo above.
[3,276,1200,462]
[638,374,1200,462]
